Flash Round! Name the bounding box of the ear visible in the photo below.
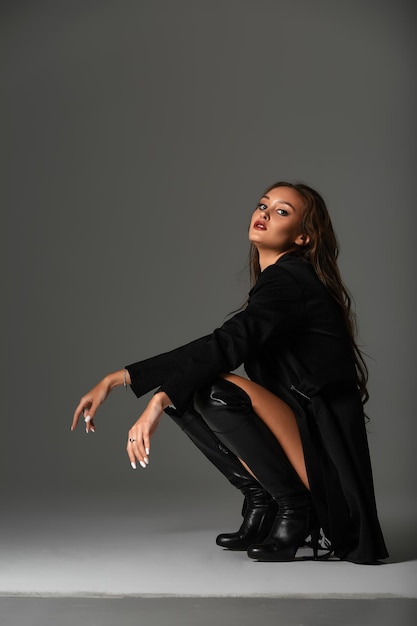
[294,233,310,246]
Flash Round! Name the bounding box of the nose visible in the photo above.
[259,209,269,220]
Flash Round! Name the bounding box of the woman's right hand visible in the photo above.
[71,370,129,433]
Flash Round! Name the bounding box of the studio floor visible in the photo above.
[1,492,416,625]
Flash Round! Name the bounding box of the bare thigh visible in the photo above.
[222,373,309,489]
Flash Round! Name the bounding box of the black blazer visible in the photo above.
[126,252,388,563]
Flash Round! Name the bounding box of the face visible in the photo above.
[249,186,308,254]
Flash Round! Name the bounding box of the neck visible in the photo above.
[258,249,292,272]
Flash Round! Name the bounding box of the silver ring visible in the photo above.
[129,438,136,443]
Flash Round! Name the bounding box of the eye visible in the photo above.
[258,203,267,210]
[276,208,289,216]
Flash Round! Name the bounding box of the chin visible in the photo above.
[249,232,262,244]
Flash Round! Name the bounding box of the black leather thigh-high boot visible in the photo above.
[165,405,277,549]
[194,378,319,562]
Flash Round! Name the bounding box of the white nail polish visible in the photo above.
[140,461,146,469]
[144,457,149,465]
[145,448,150,455]
[85,427,88,434]
[131,462,136,469]
[84,415,92,422]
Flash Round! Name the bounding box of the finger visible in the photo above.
[139,424,152,457]
[132,440,147,468]
[127,434,147,469]
[126,440,140,469]
[71,400,90,431]
[136,428,150,465]
[143,433,151,458]
[85,415,96,433]
[84,410,92,433]
[83,402,99,433]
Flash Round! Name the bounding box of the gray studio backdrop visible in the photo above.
[3,1,416,524]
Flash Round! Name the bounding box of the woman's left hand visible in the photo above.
[126,392,172,469]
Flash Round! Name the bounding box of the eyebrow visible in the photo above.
[262,195,297,212]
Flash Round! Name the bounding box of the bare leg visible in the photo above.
[222,373,309,490]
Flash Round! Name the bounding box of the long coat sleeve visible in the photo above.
[127,259,305,414]
[125,252,388,563]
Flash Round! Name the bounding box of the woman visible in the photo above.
[71,181,388,564]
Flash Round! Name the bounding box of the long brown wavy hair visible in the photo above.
[249,181,369,405]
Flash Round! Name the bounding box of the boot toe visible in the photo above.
[216,534,253,550]
[247,542,298,562]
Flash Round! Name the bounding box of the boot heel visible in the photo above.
[310,527,320,560]
[303,527,333,561]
